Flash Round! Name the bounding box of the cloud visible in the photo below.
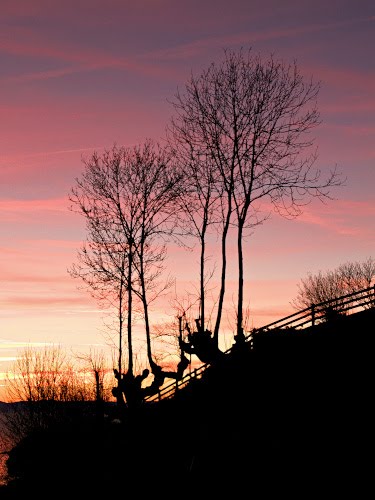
[0,295,92,307]
[0,22,181,84]
[0,196,69,212]
[313,65,375,95]
[0,269,73,283]
[10,146,104,159]
[2,11,372,85]
[0,338,49,348]
[0,197,74,227]
[321,97,375,115]
[148,15,374,62]
[295,199,375,236]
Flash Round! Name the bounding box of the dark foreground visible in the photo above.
[0,308,374,499]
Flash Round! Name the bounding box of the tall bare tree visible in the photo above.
[69,140,184,404]
[168,48,343,343]
[170,145,224,341]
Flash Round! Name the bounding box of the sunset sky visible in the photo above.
[0,0,374,401]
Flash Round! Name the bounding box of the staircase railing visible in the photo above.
[143,284,375,403]
[248,284,375,334]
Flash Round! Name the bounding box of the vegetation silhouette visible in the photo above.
[293,257,375,312]
[0,303,373,498]
[178,320,226,365]
[67,48,343,414]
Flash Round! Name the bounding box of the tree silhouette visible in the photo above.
[171,150,223,346]
[69,139,186,406]
[168,48,343,342]
[292,256,375,313]
[68,49,345,401]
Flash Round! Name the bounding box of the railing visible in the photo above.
[248,284,375,335]
[144,285,375,403]
[144,362,210,403]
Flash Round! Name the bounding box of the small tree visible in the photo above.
[5,345,79,404]
[69,140,186,406]
[75,348,110,404]
[2,345,99,445]
[292,257,375,313]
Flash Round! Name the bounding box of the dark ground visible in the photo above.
[0,307,374,498]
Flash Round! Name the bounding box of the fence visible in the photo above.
[247,284,375,335]
[144,285,375,403]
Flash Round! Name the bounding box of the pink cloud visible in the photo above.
[315,126,374,165]
[0,198,73,226]
[0,270,73,284]
[319,123,375,141]
[0,295,93,307]
[2,12,372,86]
[0,23,182,84]
[321,99,375,115]
[4,65,99,84]
[295,199,375,236]
[0,196,69,212]
[312,65,375,94]
[0,94,170,161]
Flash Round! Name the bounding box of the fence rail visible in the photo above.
[249,285,375,334]
[144,285,375,403]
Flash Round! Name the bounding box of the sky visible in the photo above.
[0,0,374,401]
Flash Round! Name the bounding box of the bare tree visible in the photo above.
[5,345,78,404]
[339,258,375,295]
[69,140,185,406]
[170,144,224,342]
[168,47,343,343]
[293,257,375,312]
[74,348,110,404]
[2,345,97,445]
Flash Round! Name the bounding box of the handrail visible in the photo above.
[144,362,210,402]
[249,284,374,335]
[144,284,375,403]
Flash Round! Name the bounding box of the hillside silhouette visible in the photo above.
[0,306,374,498]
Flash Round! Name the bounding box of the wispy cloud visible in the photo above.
[0,24,180,83]
[0,339,49,348]
[0,295,95,307]
[0,269,73,284]
[0,197,73,226]
[311,65,375,94]
[148,16,374,61]
[2,14,372,84]
[296,200,375,236]
[0,197,69,213]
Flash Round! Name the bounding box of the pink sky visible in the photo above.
[0,0,374,401]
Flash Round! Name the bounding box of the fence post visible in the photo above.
[311,304,315,326]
